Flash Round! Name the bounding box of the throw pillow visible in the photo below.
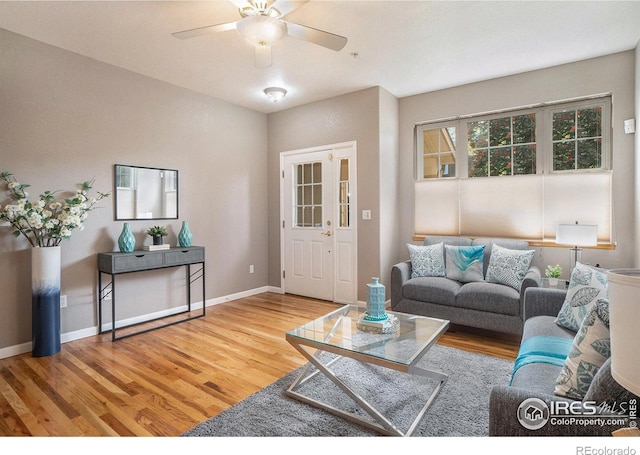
[407,243,445,278]
[485,244,535,291]
[444,244,485,283]
[555,298,611,400]
[555,262,608,332]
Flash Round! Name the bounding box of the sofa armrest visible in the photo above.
[523,287,567,320]
[519,266,541,304]
[489,386,619,436]
[390,261,411,308]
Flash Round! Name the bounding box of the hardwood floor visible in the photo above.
[0,292,519,437]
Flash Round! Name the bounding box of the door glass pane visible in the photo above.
[294,162,322,227]
[338,158,350,227]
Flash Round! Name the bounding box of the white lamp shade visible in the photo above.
[556,223,598,246]
[607,269,640,396]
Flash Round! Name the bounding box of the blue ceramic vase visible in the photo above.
[118,222,135,253]
[178,221,193,247]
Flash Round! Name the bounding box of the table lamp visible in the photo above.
[556,221,598,271]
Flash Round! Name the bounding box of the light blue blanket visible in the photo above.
[510,335,573,385]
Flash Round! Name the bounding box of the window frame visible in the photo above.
[414,95,612,180]
[415,120,458,180]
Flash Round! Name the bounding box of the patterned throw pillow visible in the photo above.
[555,262,608,332]
[407,243,445,278]
[445,245,485,283]
[485,244,535,291]
[555,299,611,400]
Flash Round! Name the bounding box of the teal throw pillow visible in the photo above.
[407,243,445,278]
[445,244,485,283]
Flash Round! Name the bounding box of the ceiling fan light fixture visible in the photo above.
[264,87,287,103]
[236,15,287,46]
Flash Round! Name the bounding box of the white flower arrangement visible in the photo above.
[0,171,109,247]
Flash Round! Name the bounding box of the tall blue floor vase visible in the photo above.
[31,246,61,357]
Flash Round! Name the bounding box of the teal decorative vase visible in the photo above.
[365,277,387,320]
[118,223,135,253]
[178,221,192,247]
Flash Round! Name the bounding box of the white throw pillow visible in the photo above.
[555,262,608,332]
[485,244,535,291]
[555,299,610,400]
[407,243,446,278]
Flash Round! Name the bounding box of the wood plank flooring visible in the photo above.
[0,292,519,437]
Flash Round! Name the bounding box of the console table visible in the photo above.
[97,246,205,341]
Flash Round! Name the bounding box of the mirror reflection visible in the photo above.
[114,164,178,220]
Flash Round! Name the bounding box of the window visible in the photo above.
[551,103,604,171]
[294,162,322,227]
[115,166,135,189]
[415,95,611,180]
[416,123,456,179]
[468,114,536,177]
[413,95,613,243]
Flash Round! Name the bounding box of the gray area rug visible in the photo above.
[183,344,513,437]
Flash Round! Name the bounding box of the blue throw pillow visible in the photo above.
[445,245,485,283]
[407,243,445,278]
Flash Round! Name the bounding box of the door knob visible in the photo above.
[321,231,332,237]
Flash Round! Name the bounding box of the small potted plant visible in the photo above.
[146,225,168,245]
[545,264,562,286]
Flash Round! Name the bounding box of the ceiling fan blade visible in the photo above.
[269,0,309,17]
[255,43,272,68]
[172,21,238,40]
[285,22,347,51]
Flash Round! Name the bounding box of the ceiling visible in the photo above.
[1,1,640,114]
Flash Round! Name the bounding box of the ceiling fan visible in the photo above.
[172,0,348,68]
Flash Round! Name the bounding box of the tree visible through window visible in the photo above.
[552,106,602,171]
[468,114,536,177]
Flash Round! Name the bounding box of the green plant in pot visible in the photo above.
[545,264,562,286]
[146,225,168,245]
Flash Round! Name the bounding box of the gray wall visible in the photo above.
[0,29,268,351]
[267,87,398,300]
[399,51,637,277]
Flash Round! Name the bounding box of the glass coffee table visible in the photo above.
[285,305,449,436]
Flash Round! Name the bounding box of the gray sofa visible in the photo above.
[390,236,541,336]
[489,287,638,436]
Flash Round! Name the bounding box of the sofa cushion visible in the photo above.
[510,316,576,394]
[407,243,445,278]
[402,276,460,306]
[555,261,608,332]
[455,282,520,315]
[444,244,485,283]
[555,298,611,400]
[485,244,535,291]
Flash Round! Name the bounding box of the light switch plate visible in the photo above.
[362,210,371,220]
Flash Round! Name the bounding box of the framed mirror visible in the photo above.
[114,164,178,220]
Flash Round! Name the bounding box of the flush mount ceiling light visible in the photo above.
[264,87,287,103]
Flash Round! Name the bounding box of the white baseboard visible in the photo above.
[0,285,284,360]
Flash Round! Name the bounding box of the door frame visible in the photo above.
[279,141,358,303]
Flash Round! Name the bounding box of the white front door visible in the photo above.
[281,142,357,303]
